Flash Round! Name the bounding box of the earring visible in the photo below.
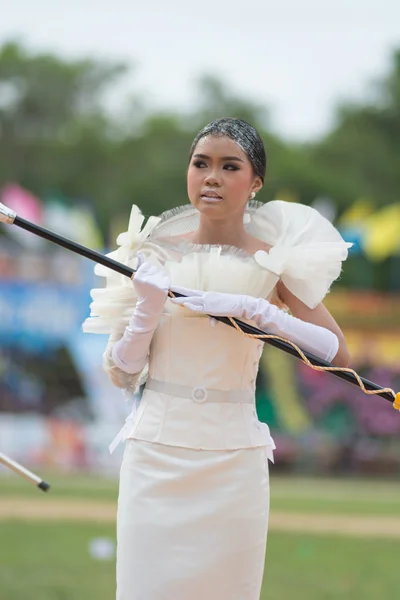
[250,192,256,200]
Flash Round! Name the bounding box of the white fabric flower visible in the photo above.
[83,205,161,334]
[116,205,161,254]
[94,205,161,278]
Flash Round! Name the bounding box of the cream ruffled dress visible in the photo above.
[83,200,350,600]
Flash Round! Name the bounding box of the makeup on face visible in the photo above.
[187,136,259,214]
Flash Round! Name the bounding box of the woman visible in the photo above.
[83,117,351,599]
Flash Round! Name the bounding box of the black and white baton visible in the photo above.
[1,201,399,410]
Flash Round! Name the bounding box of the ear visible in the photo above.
[251,176,263,195]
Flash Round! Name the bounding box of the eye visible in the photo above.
[193,160,207,168]
[223,163,240,171]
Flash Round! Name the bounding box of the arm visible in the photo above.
[106,255,169,385]
[277,281,351,367]
[170,286,343,365]
[103,332,148,392]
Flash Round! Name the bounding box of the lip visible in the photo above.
[200,190,223,203]
[200,195,223,203]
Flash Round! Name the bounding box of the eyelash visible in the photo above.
[193,160,239,171]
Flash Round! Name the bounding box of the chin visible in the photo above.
[194,198,225,215]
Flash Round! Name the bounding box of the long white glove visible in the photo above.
[111,254,170,374]
[170,288,339,363]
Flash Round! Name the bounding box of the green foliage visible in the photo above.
[1,40,400,270]
[311,50,400,210]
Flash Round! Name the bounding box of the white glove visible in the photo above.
[170,287,339,363]
[111,254,170,374]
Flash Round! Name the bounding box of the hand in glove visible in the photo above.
[111,254,170,374]
[132,253,170,325]
[170,287,339,363]
[170,287,253,317]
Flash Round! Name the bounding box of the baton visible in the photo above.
[1,202,399,409]
[0,452,50,491]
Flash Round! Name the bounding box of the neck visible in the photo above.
[191,213,248,247]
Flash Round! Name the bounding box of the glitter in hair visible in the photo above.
[189,117,266,181]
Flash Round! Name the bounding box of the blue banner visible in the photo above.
[0,281,91,350]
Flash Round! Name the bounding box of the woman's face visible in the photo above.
[187,135,262,219]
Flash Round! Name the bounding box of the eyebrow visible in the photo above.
[193,153,244,163]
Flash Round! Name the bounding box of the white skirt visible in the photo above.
[116,439,270,600]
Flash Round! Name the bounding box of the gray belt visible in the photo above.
[145,377,255,404]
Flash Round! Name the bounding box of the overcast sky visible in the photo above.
[1,0,400,140]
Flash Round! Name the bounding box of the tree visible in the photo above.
[311,50,400,209]
[0,41,127,210]
[2,37,400,280]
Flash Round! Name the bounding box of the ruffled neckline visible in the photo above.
[148,200,266,259]
[155,200,264,224]
[146,199,352,309]
[150,237,255,260]
[82,199,352,337]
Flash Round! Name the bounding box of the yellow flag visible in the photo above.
[260,346,311,433]
[363,203,400,261]
[339,197,375,227]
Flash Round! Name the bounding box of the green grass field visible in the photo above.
[1,471,400,599]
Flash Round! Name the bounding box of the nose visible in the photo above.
[204,169,221,186]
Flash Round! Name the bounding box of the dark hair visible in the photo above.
[189,117,266,181]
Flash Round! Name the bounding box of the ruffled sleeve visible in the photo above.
[249,201,352,308]
[82,205,161,336]
[81,205,161,392]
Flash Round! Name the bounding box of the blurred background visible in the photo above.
[1,1,400,598]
